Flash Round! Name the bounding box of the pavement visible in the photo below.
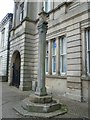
[0,82,89,119]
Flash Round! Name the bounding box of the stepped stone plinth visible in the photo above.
[21,96,60,113]
[14,94,67,118]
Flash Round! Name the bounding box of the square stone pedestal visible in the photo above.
[0,76,7,82]
[28,94,53,103]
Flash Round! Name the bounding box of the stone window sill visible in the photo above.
[46,74,67,79]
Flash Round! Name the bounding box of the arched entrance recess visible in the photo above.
[11,51,21,88]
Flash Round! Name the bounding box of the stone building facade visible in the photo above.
[8,1,90,102]
[0,13,13,81]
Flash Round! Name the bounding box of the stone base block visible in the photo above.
[0,76,7,82]
[35,87,47,96]
[28,94,53,103]
[19,81,32,91]
[19,86,32,91]
[32,81,37,91]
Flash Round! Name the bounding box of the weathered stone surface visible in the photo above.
[13,97,67,118]
[28,94,53,103]
[14,102,67,118]
[35,11,48,96]
[22,97,61,113]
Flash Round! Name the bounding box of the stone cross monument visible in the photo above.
[14,8,67,118]
[35,8,49,96]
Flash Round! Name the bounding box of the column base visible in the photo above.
[35,87,47,96]
[29,94,53,103]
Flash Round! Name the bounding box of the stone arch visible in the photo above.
[10,50,21,88]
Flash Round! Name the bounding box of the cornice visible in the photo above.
[0,13,13,27]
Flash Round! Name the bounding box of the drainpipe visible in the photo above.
[6,15,13,82]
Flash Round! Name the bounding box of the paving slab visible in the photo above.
[1,82,89,119]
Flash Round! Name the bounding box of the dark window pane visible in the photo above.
[53,56,56,72]
[20,2,24,21]
[46,58,48,72]
[88,30,90,50]
[88,51,90,73]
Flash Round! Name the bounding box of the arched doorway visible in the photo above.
[11,51,21,88]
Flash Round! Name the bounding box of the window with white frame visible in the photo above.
[52,39,56,74]
[15,4,18,26]
[0,57,2,75]
[1,28,5,47]
[20,2,24,22]
[43,0,51,12]
[45,42,48,74]
[86,30,90,74]
[0,32,1,47]
[60,36,67,74]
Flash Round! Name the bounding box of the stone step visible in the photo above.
[22,97,61,113]
[13,101,67,118]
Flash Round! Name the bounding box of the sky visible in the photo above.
[0,0,14,22]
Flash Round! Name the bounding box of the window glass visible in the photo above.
[0,32,1,47]
[15,4,18,26]
[87,30,90,74]
[0,57,2,75]
[88,30,90,50]
[60,36,67,74]
[89,52,90,73]
[52,39,56,74]
[1,28,5,47]
[45,42,48,73]
[20,2,24,22]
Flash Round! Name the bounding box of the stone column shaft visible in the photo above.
[38,23,47,87]
[35,20,48,96]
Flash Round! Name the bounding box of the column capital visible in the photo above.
[38,22,48,33]
[38,9,49,33]
[38,7,49,22]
